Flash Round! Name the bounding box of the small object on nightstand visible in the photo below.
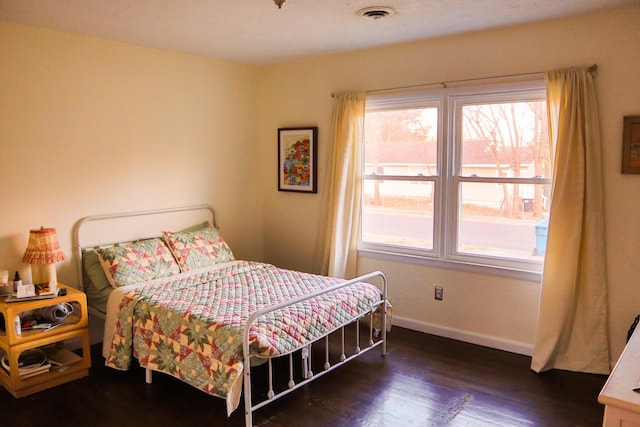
[0,271,11,296]
[57,288,67,296]
[13,272,22,289]
[14,315,21,335]
[0,270,8,286]
[16,284,35,299]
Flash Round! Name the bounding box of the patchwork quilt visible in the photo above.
[103,261,382,415]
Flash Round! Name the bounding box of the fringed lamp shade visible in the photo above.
[22,228,66,264]
[22,227,66,285]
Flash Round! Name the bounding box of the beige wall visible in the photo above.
[0,22,264,286]
[259,8,640,361]
[1,7,638,363]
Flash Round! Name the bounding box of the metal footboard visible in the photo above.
[241,270,388,427]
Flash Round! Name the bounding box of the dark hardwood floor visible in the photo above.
[0,327,607,426]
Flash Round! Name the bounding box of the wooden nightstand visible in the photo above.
[0,284,91,397]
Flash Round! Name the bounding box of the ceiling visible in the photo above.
[0,0,637,65]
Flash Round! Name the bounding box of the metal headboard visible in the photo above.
[72,204,216,290]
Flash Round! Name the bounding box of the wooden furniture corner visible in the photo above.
[599,323,640,426]
[0,284,91,397]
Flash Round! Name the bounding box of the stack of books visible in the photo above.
[1,348,50,379]
[44,347,83,372]
[17,361,51,379]
[0,347,82,379]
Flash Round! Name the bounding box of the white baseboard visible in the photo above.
[393,316,533,356]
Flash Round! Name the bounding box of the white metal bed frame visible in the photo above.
[241,270,387,426]
[72,205,388,427]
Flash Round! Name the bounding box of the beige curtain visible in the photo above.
[316,91,365,279]
[531,67,610,374]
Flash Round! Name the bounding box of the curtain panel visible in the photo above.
[316,91,365,279]
[531,67,610,374]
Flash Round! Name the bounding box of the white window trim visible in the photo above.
[360,80,548,279]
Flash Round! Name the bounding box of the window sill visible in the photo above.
[358,248,543,283]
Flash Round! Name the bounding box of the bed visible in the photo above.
[72,205,389,427]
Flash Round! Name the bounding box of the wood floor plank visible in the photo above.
[0,327,606,426]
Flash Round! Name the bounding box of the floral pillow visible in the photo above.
[162,226,234,272]
[95,238,180,288]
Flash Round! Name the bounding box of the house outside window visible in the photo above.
[361,81,551,274]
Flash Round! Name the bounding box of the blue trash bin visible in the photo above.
[535,219,549,255]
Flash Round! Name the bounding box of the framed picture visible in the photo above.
[622,116,640,174]
[278,127,318,193]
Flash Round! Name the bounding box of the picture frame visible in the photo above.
[278,127,318,193]
[622,116,640,174]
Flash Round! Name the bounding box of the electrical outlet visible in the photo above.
[434,286,443,301]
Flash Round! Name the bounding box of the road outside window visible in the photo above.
[361,82,550,273]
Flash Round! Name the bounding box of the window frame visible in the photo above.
[360,80,550,279]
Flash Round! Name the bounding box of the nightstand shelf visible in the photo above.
[0,284,91,397]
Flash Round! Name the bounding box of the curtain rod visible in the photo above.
[330,64,597,97]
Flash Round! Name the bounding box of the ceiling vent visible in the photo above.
[357,6,397,20]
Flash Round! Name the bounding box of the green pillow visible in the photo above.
[180,221,211,232]
[83,249,112,291]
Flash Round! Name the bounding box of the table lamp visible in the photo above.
[22,227,66,286]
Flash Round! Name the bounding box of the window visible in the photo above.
[361,81,551,273]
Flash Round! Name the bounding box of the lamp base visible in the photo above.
[30,263,57,286]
